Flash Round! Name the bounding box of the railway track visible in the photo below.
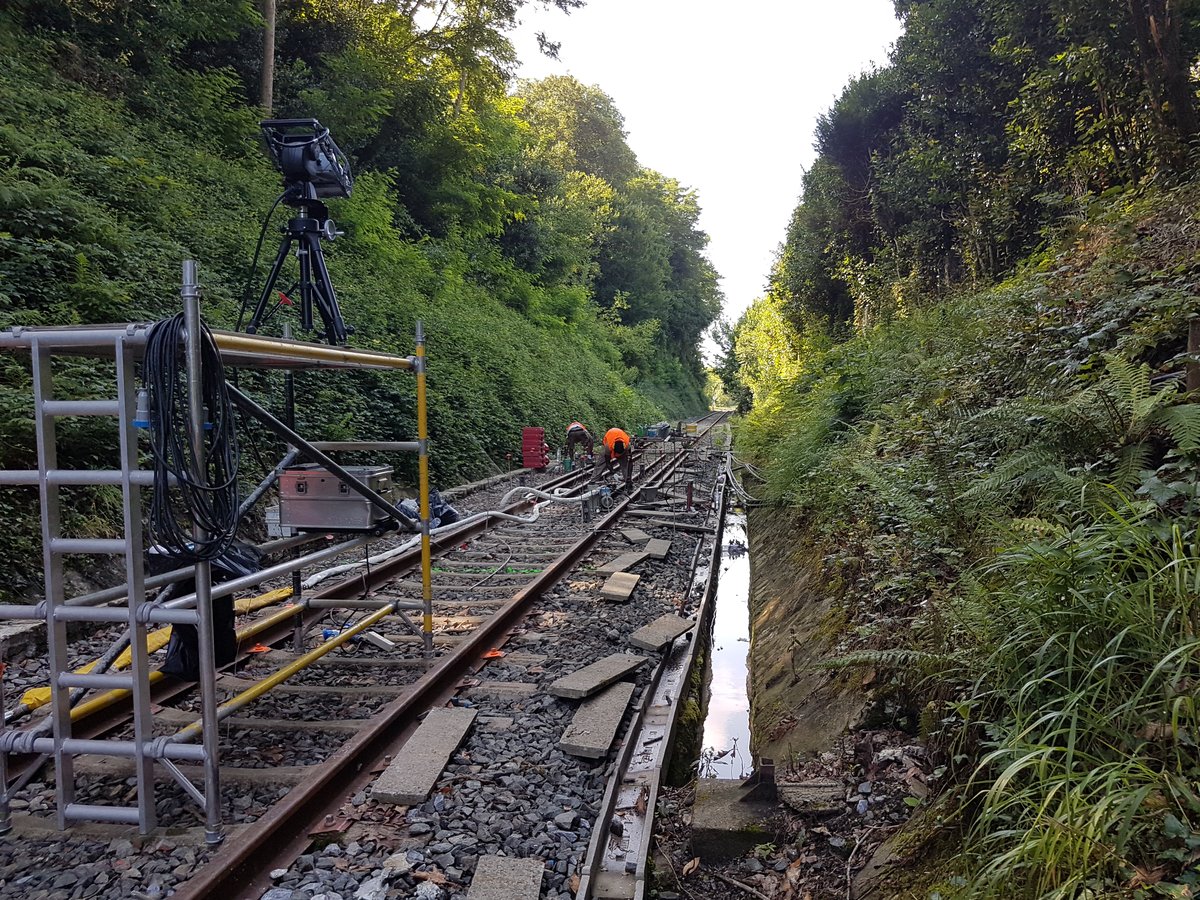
[0,411,730,900]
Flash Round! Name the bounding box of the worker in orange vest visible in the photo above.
[592,426,634,491]
[565,421,594,462]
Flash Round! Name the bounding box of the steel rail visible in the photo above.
[578,472,729,900]
[172,412,727,899]
[4,443,645,783]
[6,422,707,775]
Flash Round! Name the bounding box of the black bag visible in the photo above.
[429,489,461,526]
[154,541,260,681]
[160,596,236,680]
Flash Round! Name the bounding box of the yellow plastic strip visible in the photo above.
[233,586,293,614]
[20,587,295,711]
[20,627,173,709]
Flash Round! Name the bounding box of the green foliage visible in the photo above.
[761,0,1200,333]
[735,178,1200,892]
[941,510,1200,898]
[0,4,720,599]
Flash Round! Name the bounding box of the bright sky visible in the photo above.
[512,0,903,343]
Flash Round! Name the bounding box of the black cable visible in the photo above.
[143,314,242,562]
[236,189,292,333]
[334,545,372,654]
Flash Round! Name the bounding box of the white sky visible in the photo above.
[512,0,903,342]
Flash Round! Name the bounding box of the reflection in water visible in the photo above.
[698,512,752,780]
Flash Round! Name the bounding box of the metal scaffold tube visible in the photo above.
[182,261,223,845]
[0,260,441,843]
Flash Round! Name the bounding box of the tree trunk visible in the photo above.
[260,0,276,114]
[1127,0,1197,161]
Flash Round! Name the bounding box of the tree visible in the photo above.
[515,76,639,185]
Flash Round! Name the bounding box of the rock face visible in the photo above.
[747,507,866,763]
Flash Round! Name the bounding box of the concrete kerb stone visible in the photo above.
[548,652,647,700]
[559,681,636,759]
[598,551,651,574]
[599,571,640,602]
[691,780,779,861]
[628,614,694,652]
[465,682,538,700]
[372,706,477,805]
[467,855,545,900]
[644,538,672,560]
[619,527,651,543]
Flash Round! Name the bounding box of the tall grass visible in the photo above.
[950,503,1200,897]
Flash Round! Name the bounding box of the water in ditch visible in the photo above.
[697,509,752,780]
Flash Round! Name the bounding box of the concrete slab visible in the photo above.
[372,707,476,805]
[644,538,672,560]
[628,614,694,651]
[620,527,651,543]
[560,681,636,759]
[73,756,308,786]
[6,813,251,847]
[265,653,429,669]
[691,780,779,861]
[465,682,538,700]
[598,551,650,574]
[217,675,408,698]
[549,652,647,700]
[600,571,640,602]
[467,855,545,900]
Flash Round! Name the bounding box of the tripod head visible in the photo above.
[261,119,354,204]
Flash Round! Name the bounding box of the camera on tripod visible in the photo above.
[245,119,355,345]
[262,119,354,202]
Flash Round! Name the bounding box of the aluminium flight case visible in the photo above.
[278,464,396,531]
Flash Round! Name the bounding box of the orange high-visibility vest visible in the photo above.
[567,421,586,434]
[603,428,631,456]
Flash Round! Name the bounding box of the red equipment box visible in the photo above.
[522,426,549,470]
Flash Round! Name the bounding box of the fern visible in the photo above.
[1008,516,1070,539]
[852,456,936,528]
[1158,404,1200,452]
[1111,442,1154,490]
[959,445,1070,504]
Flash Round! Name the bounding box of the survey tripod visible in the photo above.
[245,199,349,345]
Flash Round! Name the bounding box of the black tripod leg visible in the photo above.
[297,234,315,334]
[307,231,349,344]
[246,236,294,334]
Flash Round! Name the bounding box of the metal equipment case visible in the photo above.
[279,464,395,531]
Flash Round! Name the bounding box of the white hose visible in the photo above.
[300,500,554,589]
[498,484,583,506]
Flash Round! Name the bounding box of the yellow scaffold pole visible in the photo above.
[416,320,433,657]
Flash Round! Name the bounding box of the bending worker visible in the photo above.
[592,426,634,492]
[565,421,594,462]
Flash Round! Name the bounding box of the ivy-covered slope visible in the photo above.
[0,13,716,599]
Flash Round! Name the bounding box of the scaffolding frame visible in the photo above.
[0,261,434,839]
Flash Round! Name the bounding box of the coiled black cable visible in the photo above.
[143,313,241,561]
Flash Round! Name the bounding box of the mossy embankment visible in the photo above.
[734,183,1200,896]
